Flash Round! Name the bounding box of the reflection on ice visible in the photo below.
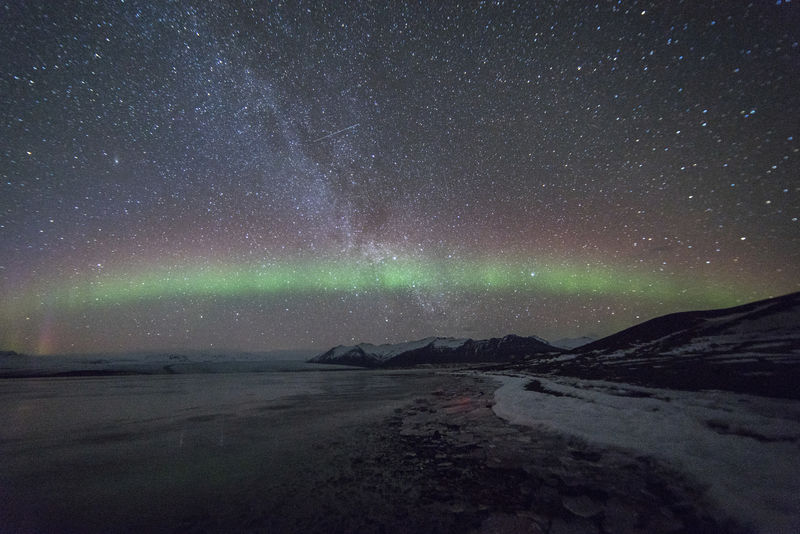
[0,369,439,533]
[2,371,323,442]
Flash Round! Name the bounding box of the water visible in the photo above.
[0,368,453,533]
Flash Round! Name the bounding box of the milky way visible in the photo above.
[2,1,798,354]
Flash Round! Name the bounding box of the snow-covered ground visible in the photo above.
[491,373,800,533]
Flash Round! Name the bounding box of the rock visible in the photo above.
[448,502,466,513]
[562,495,604,519]
[474,513,545,534]
[548,516,599,534]
[602,498,642,534]
[645,507,684,532]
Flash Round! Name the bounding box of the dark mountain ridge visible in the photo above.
[505,292,800,399]
[575,292,799,355]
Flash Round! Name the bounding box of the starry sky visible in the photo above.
[2,1,798,355]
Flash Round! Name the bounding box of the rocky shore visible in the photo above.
[325,374,741,534]
[196,372,740,534]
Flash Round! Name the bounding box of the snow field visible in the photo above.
[490,373,800,534]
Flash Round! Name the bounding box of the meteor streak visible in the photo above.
[311,123,360,142]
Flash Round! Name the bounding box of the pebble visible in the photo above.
[562,495,604,519]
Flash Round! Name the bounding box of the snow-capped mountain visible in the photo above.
[512,292,800,399]
[309,334,562,367]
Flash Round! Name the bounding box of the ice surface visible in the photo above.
[491,373,800,533]
[0,350,321,377]
[0,372,327,443]
[0,369,451,533]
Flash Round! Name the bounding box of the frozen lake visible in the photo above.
[0,368,456,533]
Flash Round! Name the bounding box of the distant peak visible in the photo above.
[309,333,561,367]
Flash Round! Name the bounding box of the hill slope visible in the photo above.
[507,292,800,399]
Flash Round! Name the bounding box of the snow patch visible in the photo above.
[491,373,800,534]
[351,337,465,361]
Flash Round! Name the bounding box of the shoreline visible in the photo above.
[322,371,738,534]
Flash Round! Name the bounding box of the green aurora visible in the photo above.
[7,257,742,316]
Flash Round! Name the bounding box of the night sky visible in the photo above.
[2,1,798,355]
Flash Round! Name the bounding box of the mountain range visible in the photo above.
[505,291,800,399]
[308,334,562,368]
[310,292,800,399]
